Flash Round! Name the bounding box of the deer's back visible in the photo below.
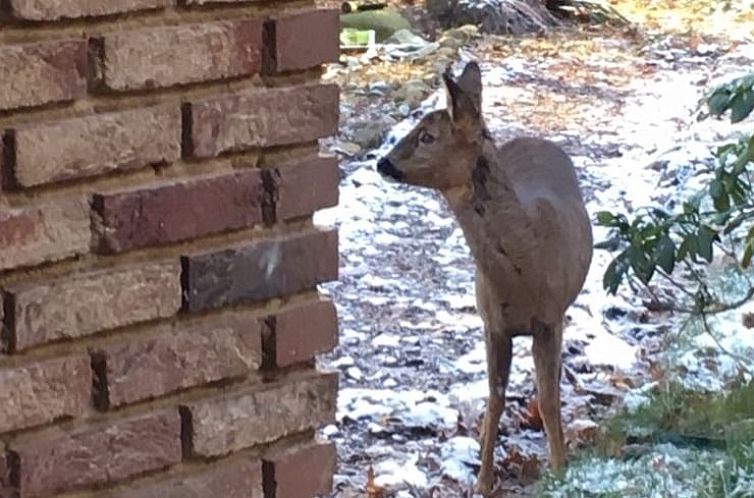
[499,137,584,207]
[489,137,593,323]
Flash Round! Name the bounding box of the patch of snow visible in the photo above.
[583,330,638,372]
[321,424,340,437]
[453,342,486,375]
[383,378,398,388]
[372,334,402,348]
[622,381,658,413]
[338,388,457,431]
[449,378,488,407]
[374,454,429,488]
[347,366,364,381]
[565,307,638,371]
[441,436,481,484]
[403,401,458,431]
[368,422,389,434]
[442,293,477,310]
[330,355,356,368]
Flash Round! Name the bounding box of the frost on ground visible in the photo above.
[540,444,724,498]
[539,442,754,498]
[316,24,754,498]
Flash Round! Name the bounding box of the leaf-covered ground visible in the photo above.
[316,2,754,496]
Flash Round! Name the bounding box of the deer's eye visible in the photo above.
[418,130,435,145]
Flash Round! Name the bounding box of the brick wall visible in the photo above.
[0,2,340,497]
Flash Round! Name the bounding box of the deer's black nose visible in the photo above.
[377,158,403,180]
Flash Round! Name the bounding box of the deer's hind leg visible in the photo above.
[532,320,566,471]
[475,278,513,496]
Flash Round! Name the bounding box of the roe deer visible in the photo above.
[376,61,593,495]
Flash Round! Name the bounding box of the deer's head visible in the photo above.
[377,61,485,191]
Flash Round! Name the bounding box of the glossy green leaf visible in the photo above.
[677,233,697,262]
[723,213,746,234]
[627,245,654,284]
[707,90,732,116]
[594,238,621,251]
[603,254,629,295]
[696,225,717,262]
[709,178,724,198]
[742,244,754,269]
[709,178,731,212]
[654,235,676,273]
[741,226,754,267]
[596,211,615,225]
[729,89,754,123]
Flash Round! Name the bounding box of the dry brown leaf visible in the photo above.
[648,361,665,382]
[687,31,701,52]
[366,465,385,498]
[503,445,541,480]
[610,372,635,390]
[566,419,600,447]
[523,396,544,431]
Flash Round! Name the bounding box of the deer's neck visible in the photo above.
[442,139,533,279]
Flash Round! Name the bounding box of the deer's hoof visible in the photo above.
[549,457,567,476]
[474,475,493,496]
[548,450,567,473]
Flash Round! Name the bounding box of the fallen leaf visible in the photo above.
[522,396,543,431]
[366,465,385,498]
[503,445,541,479]
[583,385,622,406]
[566,419,600,447]
[648,361,665,382]
[610,372,636,390]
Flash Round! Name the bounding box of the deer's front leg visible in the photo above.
[476,330,512,496]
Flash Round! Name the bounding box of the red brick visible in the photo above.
[95,20,262,91]
[183,372,337,457]
[264,442,336,498]
[13,106,181,187]
[95,170,264,253]
[0,40,87,111]
[0,453,8,498]
[0,293,4,349]
[182,229,338,312]
[97,312,262,407]
[0,137,5,190]
[0,355,91,433]
[7,0,172,20]
[268,10,339,73]
[265,299,338,368]
[14,410,181,498]
[6,261,181,351]
[0,198,90,272]
[188,84,339,158]
[182,0,251,4]
[274,156,339,221]
[108,459,262,498]
[0,355,92,433]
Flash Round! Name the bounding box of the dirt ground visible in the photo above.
[315,2,754,496]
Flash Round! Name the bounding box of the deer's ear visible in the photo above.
[442,68,456,114]
[457,61,482,110]
[443,74,481,139]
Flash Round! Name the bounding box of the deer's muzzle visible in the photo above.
[376,158,404,181]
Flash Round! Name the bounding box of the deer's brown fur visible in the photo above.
[377,61,593,495]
